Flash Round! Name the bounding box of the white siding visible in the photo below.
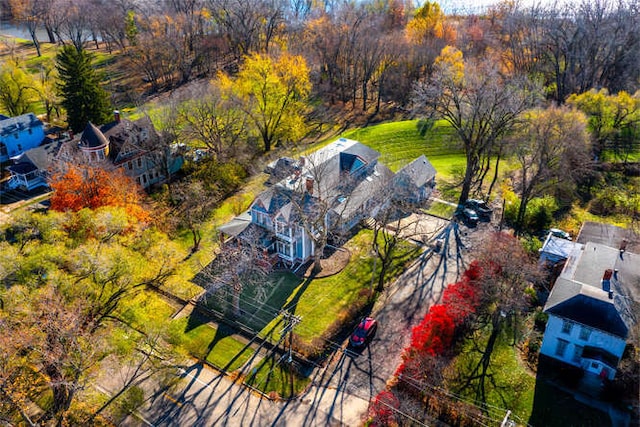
[540,314,626,379]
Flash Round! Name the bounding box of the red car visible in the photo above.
[349,317,378,348]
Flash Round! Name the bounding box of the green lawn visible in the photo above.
[341,120,466,181]
[168,315,254,372]
[245,354,311,398]
[448,326,537,422]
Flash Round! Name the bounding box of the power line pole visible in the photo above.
[280,309,302,363]
[501,410,515,427]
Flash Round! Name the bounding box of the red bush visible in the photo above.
[368,390,400,426]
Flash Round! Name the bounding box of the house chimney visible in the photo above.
[114,110,121,123]
[305,176,314,194]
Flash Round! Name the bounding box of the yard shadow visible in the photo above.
[528,357,613,427]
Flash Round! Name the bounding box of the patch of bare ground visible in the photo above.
[301,247,351,278]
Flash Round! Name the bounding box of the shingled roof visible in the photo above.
[544,241,637,339]
[79,122,109,148]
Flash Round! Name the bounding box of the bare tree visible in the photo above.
[8,0,47,56]
[202,227,272,317]
[179,81,248,162]
[170,180,218,253]
[207,0,285,58]
[413,55,540,204]
[371,197,427,292]
[456,232,542,408]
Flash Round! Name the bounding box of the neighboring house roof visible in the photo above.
[539,235,582,263]
[79,122,109,148]
[0,113,43,137]
[217,211,252,238]
[577,221,640,254]
[545,277,629,337]
[544,241,637,338]
[12,141,62,171]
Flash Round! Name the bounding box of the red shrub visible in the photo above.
[368,390,400,426]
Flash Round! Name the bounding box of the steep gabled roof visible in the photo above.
[394,155,437,189]
[545,277,629,338]
[79,122,109,148]
[544,241,637,339]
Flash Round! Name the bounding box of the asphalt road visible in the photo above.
[116,216,471,426]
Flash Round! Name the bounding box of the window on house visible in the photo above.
[579,327,591,341]
[142,174,147,184]
[555,339,569,357]
[276,240,291,257]
[17,144,22,151]
[137,158,142,168]
[136,176,141,185]
[572,345,583,363]
[561,320,573,335]
[127,161,132,170]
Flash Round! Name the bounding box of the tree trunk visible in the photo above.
[46,25,56,44]
[458,152,475,205]
[487,151,502,199]
[29,29,41,57]
[232,285,241,317]
[191,228,201,252]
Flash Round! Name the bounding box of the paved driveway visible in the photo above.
[118,215,474,426]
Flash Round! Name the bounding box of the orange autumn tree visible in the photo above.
[50,164,149,222]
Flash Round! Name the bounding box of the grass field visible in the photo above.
[448,326,537,423]
[341,120,466,181]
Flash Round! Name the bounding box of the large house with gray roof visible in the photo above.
[8,113,183,191]
[219,138,436,269]
[539,223,639,380]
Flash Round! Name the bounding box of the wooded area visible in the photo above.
[1,0,640,425]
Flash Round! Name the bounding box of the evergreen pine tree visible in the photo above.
[56,45,112,133]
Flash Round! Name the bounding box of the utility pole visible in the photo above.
[501,410,515,427]
[280,309,302,363]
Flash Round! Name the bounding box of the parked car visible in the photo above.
[549,228,571,240]
[464,199,493,220]
[349,317,378,348]
[457,207,479,226]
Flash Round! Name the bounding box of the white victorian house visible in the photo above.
[539,223,638,380]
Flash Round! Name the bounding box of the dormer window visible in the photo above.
[350,157,365,174]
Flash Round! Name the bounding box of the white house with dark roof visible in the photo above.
[0,113,45,163]
[540,226,639,380]
[219,138,437,268]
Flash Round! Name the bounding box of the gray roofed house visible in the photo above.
[54,113,182,189]
[6,141,63,191]
[539,224,639,381]
[392,155,437,204]
[220,138,437,269]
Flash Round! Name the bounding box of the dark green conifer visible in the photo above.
[56,45,112,133]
